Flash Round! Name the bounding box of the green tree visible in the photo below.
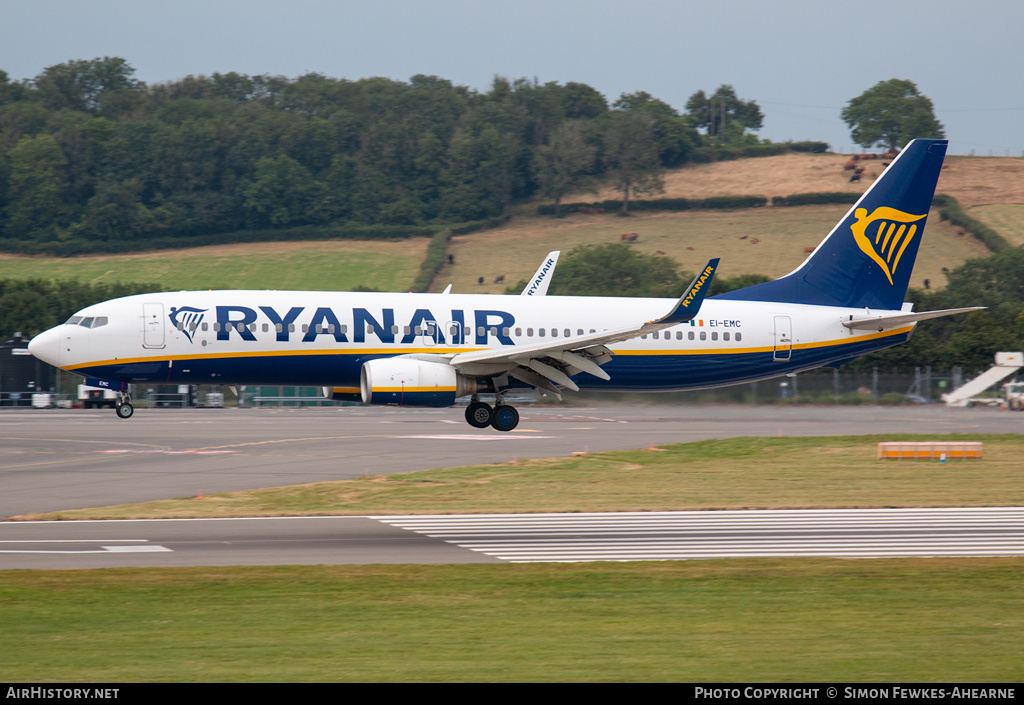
[534,120,597,217]
[32,57,144,115]
[685,85,763,139]
[602,111,664,214]
[613,91,699,167]
[244,155,324,226]
[3,134,73,240]
[548,243,683,297]
[841,79,945,152]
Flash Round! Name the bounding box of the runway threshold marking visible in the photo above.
[373,508,1024,563]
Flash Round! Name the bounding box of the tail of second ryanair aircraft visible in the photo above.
[715,138,948,311]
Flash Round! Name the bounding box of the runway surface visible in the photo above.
[3,403,1022,569]
[4,403,1022,518]
[3,508,1023,569]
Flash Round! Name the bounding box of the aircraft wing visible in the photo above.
[448,259,719,395]
[841,307,985,331]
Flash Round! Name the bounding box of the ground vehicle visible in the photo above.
[1005,381,1024,410]
[78,384,118,409]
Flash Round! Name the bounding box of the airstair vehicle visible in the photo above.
[941,352,1023,407]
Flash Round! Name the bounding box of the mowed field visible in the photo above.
[441,206,990,294]
[0,239,428,292]
[969,204,1024,247]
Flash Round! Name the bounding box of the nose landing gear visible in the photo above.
[115,390,134,419]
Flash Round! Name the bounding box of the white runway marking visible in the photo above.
[0,540,172,554]
[95,449,239,454]
[397,434,558,440]
[373,508,1024,563]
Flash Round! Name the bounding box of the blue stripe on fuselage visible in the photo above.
[73,330,909,392]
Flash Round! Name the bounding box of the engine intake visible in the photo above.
[360,358,476,407]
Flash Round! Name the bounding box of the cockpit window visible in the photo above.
[65,315,108,329]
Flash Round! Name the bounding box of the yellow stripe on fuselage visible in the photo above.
[63,346,485,372]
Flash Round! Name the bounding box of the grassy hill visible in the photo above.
[0,152,1018,294]
[0,239,427,292]
[440,206,991,295]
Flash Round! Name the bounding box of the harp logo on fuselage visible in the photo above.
[850,207,926,285]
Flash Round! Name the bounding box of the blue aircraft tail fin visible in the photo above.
[714,138,947,310]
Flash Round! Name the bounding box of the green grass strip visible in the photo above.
[1,559,1021,682]
[24,434,1024,521]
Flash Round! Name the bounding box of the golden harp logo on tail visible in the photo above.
[850,207,927,285]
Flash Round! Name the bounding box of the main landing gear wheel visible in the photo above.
[115,401,134,419]
[465,401,493,428]
[490,404,519,432]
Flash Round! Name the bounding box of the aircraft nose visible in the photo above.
[28,327,61,367]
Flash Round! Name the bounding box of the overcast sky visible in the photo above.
[3,0,1022,156]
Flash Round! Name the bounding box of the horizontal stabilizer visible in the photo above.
[842,307,985,331]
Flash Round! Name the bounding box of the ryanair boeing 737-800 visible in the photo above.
[28,139,979,431]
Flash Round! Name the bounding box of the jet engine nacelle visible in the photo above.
[360,358,477,407]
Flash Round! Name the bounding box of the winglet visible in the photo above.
[656,259,719,325]
[521,251,560,296]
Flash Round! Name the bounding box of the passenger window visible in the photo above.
[503,327,510,336]
[539,329,545,338]
[392,325,400,335]
[262,323,269,333]
[564,328,570,337]
[700,331,706,341]
[676,331,682,340]
[515,327,522,337]
[711,332,718,341]
[688,331,694,341]
[527,328,534,337]
[202,322,209,332]
[736,332,742,342]
[723,332,730,341]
